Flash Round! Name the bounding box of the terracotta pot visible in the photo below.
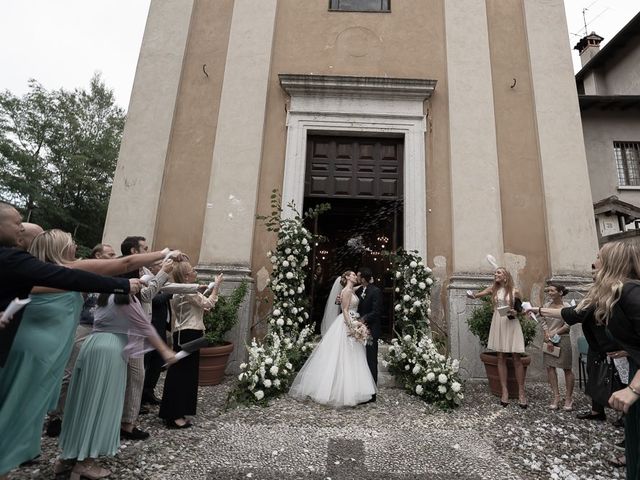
[480,351,531,398]
[199,342,234,386]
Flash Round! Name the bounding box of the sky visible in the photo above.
[0,1,637,109]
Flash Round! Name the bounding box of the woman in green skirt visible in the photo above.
[58,292,175,479]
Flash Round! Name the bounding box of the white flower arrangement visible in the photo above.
[384,249,464,410]
[384,333,464,409]
[233,191,329,405]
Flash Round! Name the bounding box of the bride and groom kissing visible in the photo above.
[289,267,382,407]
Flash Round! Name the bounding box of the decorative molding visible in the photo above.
[279,74,437,101]
[279,73,436,259]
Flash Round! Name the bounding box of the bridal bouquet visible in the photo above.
[345,312,372,345]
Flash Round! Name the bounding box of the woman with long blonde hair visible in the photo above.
[0,229,169,477]
[468,267,527,408]
[529,240,640,479]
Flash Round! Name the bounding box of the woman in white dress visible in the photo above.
[468,267,527,408]
[289,271,377,407]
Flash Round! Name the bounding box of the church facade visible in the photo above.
[104,0,598,376]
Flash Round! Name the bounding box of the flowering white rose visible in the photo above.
[426,278,433,285]
[286,272,294,279]
[427,308,432,316]
[270,256,277,263]
[292,307,298,314]
[273,379,281,388]
[270,366,279,375]
[415,385,424,395]
[438,373,448,384]
[419,282,426,290]
[287,255,294,261]
[403,295,411,302]
[285,363,293,370]
[395,271,402,278]
[273,309,281,317]
[426,372,435,381]
[438,385,447,394]
[289,289,295,295]
[425,267,432,273]
[283,303,288,308]
[403,335,412,342]
[412,365,421,374]
[276,318,284,326]
[303,312,309,319]
[264,379,272,388]
[240,363,247,369]
[401,353,407,359]
[302,238,308,245]
[265,357,273,365]
[452,359,460,372]
[286,319,292,326]
[282,260,289,267]
[297,287,303,294]
[405,365,410,371]
[410,278,417,285]
[451,382,462,393]
[305,246,311,252]
[254,390,265,400]
[395,287,400,292]
[410,261,417,268]
[418,261,424,267]
[285,248,291,254]
[238,373,246,381]
[413,300,422,307]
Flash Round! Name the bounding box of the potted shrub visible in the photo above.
[199,281,248,386]
[467,295,537,398]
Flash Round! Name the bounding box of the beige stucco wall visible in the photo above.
[485,0,548,295]
[103,0,194,248]
[251,0,452,278]
[153,0,234,260]
[582,111,640,205]
[199,0,278,267]
[523,0,598,276]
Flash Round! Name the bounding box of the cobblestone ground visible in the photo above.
[11,379,626,480]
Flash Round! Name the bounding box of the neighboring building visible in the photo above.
[575,12,640,245]
[105,0,597,376]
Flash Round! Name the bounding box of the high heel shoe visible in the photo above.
[69,462,111,480]
[500,400,509,407]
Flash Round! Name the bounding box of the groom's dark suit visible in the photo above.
[357,283,382,384]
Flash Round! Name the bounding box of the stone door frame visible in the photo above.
[278,74,436,258]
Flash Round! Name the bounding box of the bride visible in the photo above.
[289,270,377,407]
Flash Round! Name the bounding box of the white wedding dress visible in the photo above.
[289,293,377,407]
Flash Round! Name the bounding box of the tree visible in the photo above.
[0,74,125,250]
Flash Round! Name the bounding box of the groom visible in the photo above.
[356,267,382,402]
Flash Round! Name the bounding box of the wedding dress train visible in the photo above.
[289,294,376,407]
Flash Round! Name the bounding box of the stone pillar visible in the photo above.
[103,0,194,246]
[444,0,504,376]
[523,0,599,276]
[197,0,278,372]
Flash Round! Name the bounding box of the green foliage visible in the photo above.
[467,294,537,348]
[203,281,248,345]
[0,74,125,249]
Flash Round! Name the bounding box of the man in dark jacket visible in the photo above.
[0,202,139,366]
[356,267,383,402]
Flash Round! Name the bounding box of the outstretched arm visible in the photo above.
[69,251,168,276]
[468,286,493,299]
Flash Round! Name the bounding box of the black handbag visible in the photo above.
[587,356,624,407]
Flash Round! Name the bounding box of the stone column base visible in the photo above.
[447,274,494,378]
[196,263,254,374]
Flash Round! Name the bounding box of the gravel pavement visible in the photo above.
[9,379,626,480]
